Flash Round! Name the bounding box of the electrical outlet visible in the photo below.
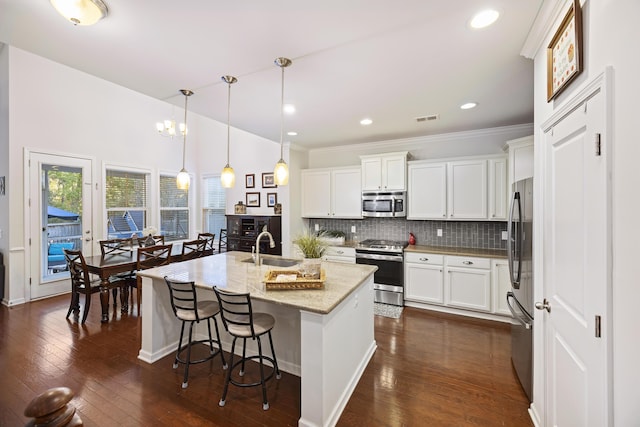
[351,225,356,233]
[314,224,319,231]
[502,231,508,240]
[437,229,443,237]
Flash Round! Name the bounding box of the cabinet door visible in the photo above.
[361,157,382,190]
[405,263,444,304]
[331,168,362,218]
[492,259,511,316]
[301,170,331,217]
[448,159,487,219]
[382,154,406,191]
[445,267,491,311]
[226,216,242,237]
[488,157,508,220]
[407,162,447,219]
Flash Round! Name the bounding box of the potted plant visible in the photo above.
[293,229,327,279]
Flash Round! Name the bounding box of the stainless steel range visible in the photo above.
[355,239,408,306]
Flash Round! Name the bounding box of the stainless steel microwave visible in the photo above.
[362,191,406,217]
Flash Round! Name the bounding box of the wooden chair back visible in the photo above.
[197,232,216,255]
[99,238,133,256]
[182,239,207,260]
[137,235,165,247]
[63,249,96,293]
[137,244,173,271]
[218,229,228,253]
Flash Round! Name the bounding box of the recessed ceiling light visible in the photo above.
[283,104,296,114]
[287,131,298,136]
[360,118,373,126]
[460,102,478,110]
[470,10,499,29]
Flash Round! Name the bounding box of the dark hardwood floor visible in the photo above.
[0,294,532,426]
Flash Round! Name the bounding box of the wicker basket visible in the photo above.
[263,269,326,290]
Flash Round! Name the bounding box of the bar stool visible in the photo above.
[164,277,227,389]
[213,287,281,410]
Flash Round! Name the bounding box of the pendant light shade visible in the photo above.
[176,89,193,190]
[50,0,108,25]
[220,75,238,188]
[273,57,292,186]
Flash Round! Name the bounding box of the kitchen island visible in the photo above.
[137,251,377,427]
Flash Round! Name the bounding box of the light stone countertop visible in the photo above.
[138,251,378,315]
[405,244,508,259]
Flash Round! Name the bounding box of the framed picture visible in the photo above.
[245,174,255,188]
[267,192,277,207]
[546,0,583,102]
[246,192,260,207]
[262,172,277,188]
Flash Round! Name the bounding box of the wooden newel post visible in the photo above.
[24,387,82,426]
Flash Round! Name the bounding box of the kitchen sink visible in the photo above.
[241,256,300,267]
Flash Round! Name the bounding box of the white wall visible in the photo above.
[0,44,9,301]
[4,46,281,305]
[529,0,640,424]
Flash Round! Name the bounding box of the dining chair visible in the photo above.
[213,287,281,410]
[181,239,207,261]
[197,232,215,256]
[164,277,227,389]
[132,244,173,314]
[63,249,102,323]
[218,229,228,253]
[99,237,135,311]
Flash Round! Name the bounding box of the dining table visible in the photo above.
[83,245,191,323]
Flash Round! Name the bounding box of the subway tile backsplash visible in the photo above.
[306,218,507,250]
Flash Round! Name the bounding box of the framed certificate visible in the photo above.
[547,0,583,102]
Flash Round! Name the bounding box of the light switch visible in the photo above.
[351,225,356,233]
[314,224,319,231]
[437,229,443,237]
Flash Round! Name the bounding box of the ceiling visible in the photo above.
[0,0,542,149]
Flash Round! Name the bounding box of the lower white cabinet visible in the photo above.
[323,246,356,264]
[492,259,511,316]
[404,252,444,304]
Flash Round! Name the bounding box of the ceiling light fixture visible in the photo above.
[156,119,186,138]
[50,0,108,26]
[283,104,296,114]
[273,57,292,186]
[360,118,373,126]
[460,102,478,110]
[176,89,193,190]
[287,131,298,136]
[220,75,238,189]
[470,9,500,29]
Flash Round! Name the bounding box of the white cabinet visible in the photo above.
[407,162,447,219]
[360,151,408,191]
[301,167,362,218]
[492,259,511,316]
[448,159,487,219]
[506,135,534,184]
[404,252,444,304]
[323,246,356,264]
[488,157,508,220]
[444,256,491,312]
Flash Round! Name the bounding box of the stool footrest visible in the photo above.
[174,339,223,366]
[228,355,279,388]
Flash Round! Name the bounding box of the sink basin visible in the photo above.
[241,256,300,267]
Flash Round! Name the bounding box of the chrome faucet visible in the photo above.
[254,225,275,266]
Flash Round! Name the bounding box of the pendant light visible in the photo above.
[220,75,238,188]
[273,57,292,186]
[176,89,193,190]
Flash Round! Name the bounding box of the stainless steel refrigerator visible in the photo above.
[506,177,534,402]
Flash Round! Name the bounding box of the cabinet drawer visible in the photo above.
[324,246,355,258]
[446,255,490,269]
[405,252,443,265]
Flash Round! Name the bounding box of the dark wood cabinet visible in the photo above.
[226,215,282,255]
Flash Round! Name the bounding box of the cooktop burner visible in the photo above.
[357,239,408,252]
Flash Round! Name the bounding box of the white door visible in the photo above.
[29,152,93,299]
[542,86,609,425]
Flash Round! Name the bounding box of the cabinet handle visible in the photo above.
[463,261,473,265]
[419,257,428,261]
[492,214,496,218]
[337,251,344,254]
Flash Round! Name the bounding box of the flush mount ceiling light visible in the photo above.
[50,0,108,26]
[470,9,499,29]
[220,75,238,189]
[176,89,193,190]
[360,118,373,126]
[460,102,478,110]
[273,57,292,186]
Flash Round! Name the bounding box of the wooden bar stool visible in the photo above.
[213,287,281,410]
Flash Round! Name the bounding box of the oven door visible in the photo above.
[356,251,404,305]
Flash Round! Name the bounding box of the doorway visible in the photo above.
[28,152,93,300]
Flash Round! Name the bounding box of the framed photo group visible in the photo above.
[243,172,278,208]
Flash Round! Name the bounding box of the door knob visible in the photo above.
[535,298,551,313]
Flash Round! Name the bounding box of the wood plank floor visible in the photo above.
[0,294,532,426]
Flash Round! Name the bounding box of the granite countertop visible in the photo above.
[138,251,377,315]
[405,244,508,259]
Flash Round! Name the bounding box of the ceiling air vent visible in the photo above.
[416,114,439,123]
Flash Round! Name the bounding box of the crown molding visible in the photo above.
[521,0,582,59]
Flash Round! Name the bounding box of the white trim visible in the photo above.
[521,0,572,59]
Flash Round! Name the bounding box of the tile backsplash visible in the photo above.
[305,218,507,250]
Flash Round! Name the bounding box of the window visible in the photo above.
[105,169,149,239]
[160,174,189,242]
[202,175,226,239]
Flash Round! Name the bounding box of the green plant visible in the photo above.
[293,229,328,258]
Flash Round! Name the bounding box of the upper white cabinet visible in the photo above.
[301,167,362,219]
[408,155,506,220]
[360,151,408,191]
[506,135,534,184]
